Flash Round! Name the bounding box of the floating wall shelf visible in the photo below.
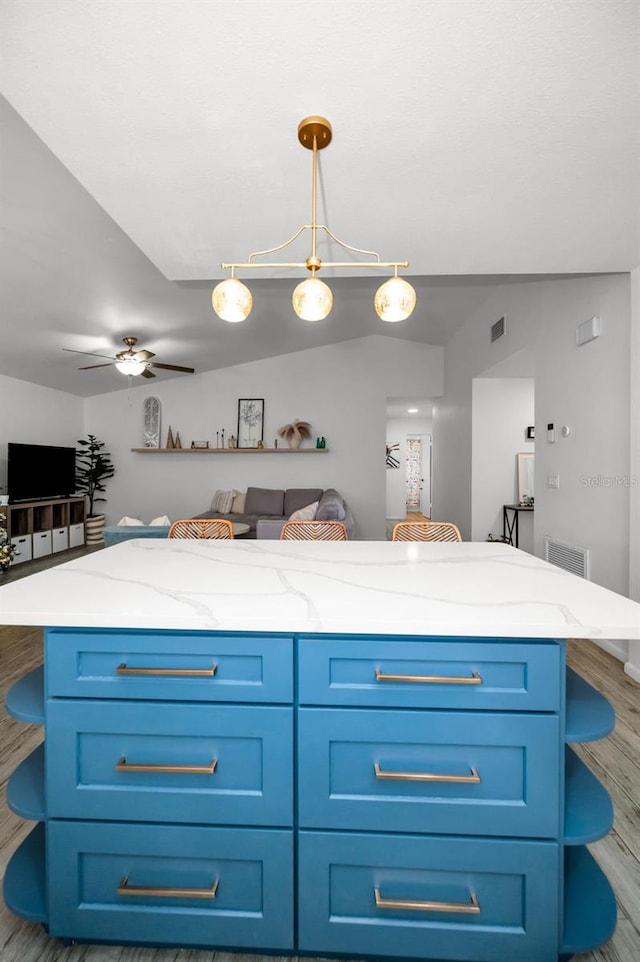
[130,447,328,454]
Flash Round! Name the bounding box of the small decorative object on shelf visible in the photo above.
[278,419,312,449]
[519,496,535,507]
[315,436,326,449]
[175,432,182,449]
[75,435,115,544]
[228,435,237,449]
[221,429,225,448]
[257,440,264,449]
[166,426,175,449]
[0,511,18,572]
[191,441,209,449]
[143,397,161,448]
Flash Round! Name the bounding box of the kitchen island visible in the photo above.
[2,539,639,962]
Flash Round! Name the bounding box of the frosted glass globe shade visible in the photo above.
[212,278,253,322]
[374,277,417,322]
[291,277,333,321]
[115,358,146,375]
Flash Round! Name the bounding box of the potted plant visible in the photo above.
[0,512,17,573]
[76,435,115,544]
[277,419,312,449]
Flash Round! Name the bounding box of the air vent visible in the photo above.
[490,316,505,343]
[544,536,590,579]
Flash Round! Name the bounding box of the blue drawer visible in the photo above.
[48,820,293,950]
[298,708,561,838]
[45,628,293,703]
[298,636,561,711]
[46,700,293,826]
[298,830,560,962]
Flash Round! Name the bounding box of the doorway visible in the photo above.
[386,398,434,522]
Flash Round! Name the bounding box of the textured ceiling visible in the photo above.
[0,0,638,395]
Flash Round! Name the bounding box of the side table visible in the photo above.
[502,504,534,548]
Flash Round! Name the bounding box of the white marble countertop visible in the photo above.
[1,539,639,639]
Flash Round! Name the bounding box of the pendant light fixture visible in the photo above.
[212,117,416,324]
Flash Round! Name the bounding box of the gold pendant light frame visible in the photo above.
[212,116,416,323]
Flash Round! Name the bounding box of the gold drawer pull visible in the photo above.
[116,756,218,775]
[118,876,219,899]
[116,662,217,677]
[374,762,480,784]
[375,668,482,685]
[375,887,480,914]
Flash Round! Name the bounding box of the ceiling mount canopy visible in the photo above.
[212,116,416,324]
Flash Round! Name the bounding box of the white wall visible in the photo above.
[627,266,640,680]
[386,414,433,518]
[471,378,534,548]
[84,336,444,540]
[0,374,84,490]
[433,274,631,605]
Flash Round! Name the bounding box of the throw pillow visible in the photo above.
[215,489,235,514]
[289,500,319,522]
[231,490,246,513]
[149,515,171,526]
[117,516,143,526]
[210,489,223,511]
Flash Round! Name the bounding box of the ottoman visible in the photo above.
[103,525,170,547]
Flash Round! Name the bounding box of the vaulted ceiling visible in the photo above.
[0,1,637,396]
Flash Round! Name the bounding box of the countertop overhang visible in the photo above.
[1,540,639,640]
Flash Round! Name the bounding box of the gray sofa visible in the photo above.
[195,486,355,539]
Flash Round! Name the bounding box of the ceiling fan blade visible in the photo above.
[63,348,116,360]
[141,368,156,378]
[133,350,155,361]
[78,363,115,370]
[149,362,195,373]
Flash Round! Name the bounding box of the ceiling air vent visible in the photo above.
[490,316,505,343]
[544,536,590,579]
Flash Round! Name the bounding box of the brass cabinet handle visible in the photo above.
[375,887,480,914]
[115,756,218,775]
[116,662,217,677]
[374,762,481,784]
[118,876,219,899]
[375,668,482,685]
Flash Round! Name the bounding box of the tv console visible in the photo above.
[2,496,85,564]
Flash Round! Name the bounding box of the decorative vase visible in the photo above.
[85,514,106,545]
[288,434,302,449]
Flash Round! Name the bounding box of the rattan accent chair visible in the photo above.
[280,520,348,541]
[168,519,234,539]
[391,521,462,542]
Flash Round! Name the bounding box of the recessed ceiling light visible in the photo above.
[407,408,418,414]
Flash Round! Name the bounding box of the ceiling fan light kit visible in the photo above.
[65,337,195,378]
[212,116,416,325]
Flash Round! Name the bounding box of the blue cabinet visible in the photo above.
[4,628,616,960]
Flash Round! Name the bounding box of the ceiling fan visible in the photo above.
[63,336,195,378]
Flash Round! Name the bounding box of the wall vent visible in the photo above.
[544,536,590,579]
[490,316,505,343]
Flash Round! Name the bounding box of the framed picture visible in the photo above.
[237,398,264,448]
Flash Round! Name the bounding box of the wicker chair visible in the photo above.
[280,520,348,541]
[168,519,234,539]
[391,521,462,543]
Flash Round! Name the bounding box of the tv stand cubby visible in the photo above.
[3,497,85,564]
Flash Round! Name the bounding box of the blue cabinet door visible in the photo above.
[298,707,561,837]
[49,821,294,950]
[46,629,293,703]
[298,830,560,962]
[47,700,293,826]
[298,636,562,711]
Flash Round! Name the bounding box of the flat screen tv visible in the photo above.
[7,442,77,503]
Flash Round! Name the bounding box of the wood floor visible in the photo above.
[0,555,638,960]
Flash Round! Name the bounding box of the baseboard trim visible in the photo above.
[624,661,640,683]
[590,637,627,663]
